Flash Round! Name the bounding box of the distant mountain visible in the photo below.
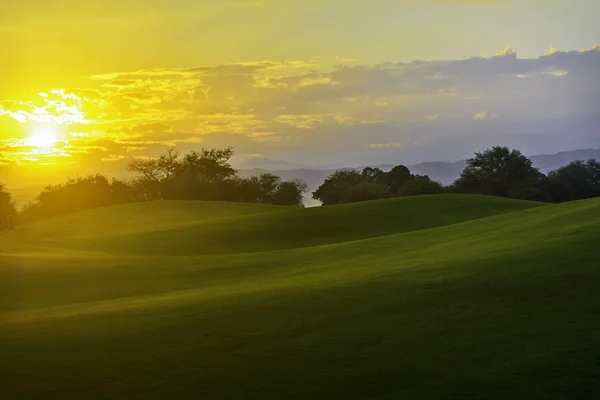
[235,158,309,170]
[235,158,347,171]
[530,149,600,172]
[402,161,467,185]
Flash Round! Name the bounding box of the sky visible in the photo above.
[1,0,599,190]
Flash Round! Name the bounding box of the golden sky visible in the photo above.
[1,0,599,188]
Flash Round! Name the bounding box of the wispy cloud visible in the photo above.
[367,142,403,149]
[2,45,600,167]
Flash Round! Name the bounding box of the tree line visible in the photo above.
[2,148,307,226]
[2,145,600,229]
[313,146,600,205]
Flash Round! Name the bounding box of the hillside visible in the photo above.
[5,195,541,255]
[2,196,600,399]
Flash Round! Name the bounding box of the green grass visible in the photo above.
[1,194,600,399]
[5,194,541,255]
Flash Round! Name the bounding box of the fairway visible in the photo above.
[2,194,600,399]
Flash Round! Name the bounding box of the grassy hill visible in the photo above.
[1,195,600,399]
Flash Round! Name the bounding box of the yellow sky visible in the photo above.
[1,0,599,186]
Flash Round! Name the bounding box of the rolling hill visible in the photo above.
[1,195,600,399]
[6,195,541,255]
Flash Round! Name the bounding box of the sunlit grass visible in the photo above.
[2,195,600,399]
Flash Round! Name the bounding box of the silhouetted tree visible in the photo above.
[0,183,17,230]
[273,180,308,207]
[345,182,393,203]
[127,147,235,200]
[127,148,306,206]
[399,175,445,196]
[127,158,163,181]
[157,148,180,180]
[127,157,164,200]
[314,165,445,205]
[386,165,412,193]
[255,173,282,204]
[361,167,388,186]
[19,175,135,222]
[541,159,600,202]
[312,169,371,205]
[223,177,261,203]
[453,146,542,198]
[178,148,237,183]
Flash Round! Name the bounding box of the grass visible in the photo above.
[1,194,600,399]
[5,194,541,255]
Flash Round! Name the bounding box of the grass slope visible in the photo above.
[2,195,600,399]
[6,194,541,255]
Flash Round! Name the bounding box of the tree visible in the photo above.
[128,147,238,201]
[344,181,393,203]
[223,177,261,203]
[386,165,412,193]
[399,175,445,196]
[222,175,306,206]
[127,158,163,200]
[127,158,163,181]
[255,173,282,204]
[313,164,446,205]
[176,148,237,183]
[453,146,542,198]
[312,169,374,205]
[126,147,305,206]
[19,175,135,222]
[157,148,180,180]
[272,180,308,207]
[165,148,237,200]
[0,183,17,230]
[541,159,600,202]
[361,167,387,186]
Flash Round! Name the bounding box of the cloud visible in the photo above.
[547,47,561,55]
[473,112,498,120]
[493,46,517,57]
[2,45,600,169]
[367,142,403,149]
[582,44,600,52]
[544,69,568,77]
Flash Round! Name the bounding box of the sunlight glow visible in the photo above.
[29,127,59,149]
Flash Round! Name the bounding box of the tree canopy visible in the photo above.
[313,166,443,205]
[127,148,307,206]
[15,149,307,224]
[541,159,600,203]
[19,175,136,223]
[452,146,542,199]
[0,183,17,230]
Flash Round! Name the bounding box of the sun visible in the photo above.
[29,127,59,149]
